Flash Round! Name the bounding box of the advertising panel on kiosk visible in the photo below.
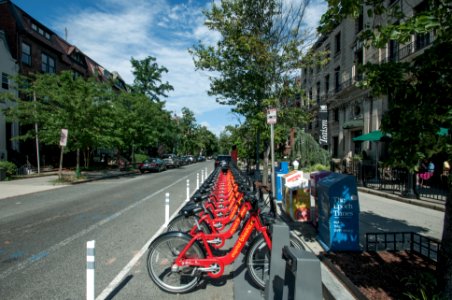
[317,173,360,251]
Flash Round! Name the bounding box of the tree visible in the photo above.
[178,107,198,155]
[2,72,114,174]
[130,56,174,101]
[111,91,174,162]
[319,0,452,296]
[191,0,313,174]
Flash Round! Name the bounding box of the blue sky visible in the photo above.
[12,0,327,136]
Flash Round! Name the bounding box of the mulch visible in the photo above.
[321,251,437,300]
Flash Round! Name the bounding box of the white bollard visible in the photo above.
[165,193,170,227]
[201,170,204,183]
[186,179,190,202]
[205,167,208,177]
[197,173,199,189]
[86,240,95,300]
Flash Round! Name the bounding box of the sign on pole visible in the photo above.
[59,129,68,180]
[319,105,328,145]
[267,108,277,198]
[267,108,277,125]
[60,129,68,146]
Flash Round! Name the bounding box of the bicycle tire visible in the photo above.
[245,232,304,290]
[147,231,205,294]
[167,214,211,234]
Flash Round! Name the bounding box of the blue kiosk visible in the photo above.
[317,173,360,251]
[275,162,289,202]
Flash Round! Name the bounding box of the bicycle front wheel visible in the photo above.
[167,214,211,234]
[147,232,205,294]
[246,233,304,290]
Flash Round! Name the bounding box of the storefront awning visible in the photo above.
[342,119,363,129]
[352,130,390,142]
[438,127,449,136]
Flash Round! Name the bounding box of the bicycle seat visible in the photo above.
[191,193,209,203]
[180,203,203,216]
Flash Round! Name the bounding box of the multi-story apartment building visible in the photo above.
[301,0,434,163]
[0,29,19,160]
[0,0,128,166]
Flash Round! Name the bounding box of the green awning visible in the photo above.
[352,130,391,142]
[342,119,363,129]
[438,127,449,136]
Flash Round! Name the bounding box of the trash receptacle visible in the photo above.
[0,167,5,181]
[317,172,360,251]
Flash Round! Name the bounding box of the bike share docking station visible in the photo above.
[264,223,322,300]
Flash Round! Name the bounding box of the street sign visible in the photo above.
[267,108,277,125]
[60,129,68,146]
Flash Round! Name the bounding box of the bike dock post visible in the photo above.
[281,246,322,300]
[264,223,290,300]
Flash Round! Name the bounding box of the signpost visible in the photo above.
[58,129,68,180]
[267,109,277,198]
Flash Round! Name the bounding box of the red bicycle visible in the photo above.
[146,193,303,293]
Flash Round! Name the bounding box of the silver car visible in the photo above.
[162,154,180,168]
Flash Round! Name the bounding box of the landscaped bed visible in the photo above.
[321,251,437,300]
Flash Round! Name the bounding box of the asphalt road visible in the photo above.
[0,161,235,300]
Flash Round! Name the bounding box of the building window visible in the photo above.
[334,32,341,54]
[325,74,330,94]
[21,42,31,65]
[334,108,339,122]
[325,43,331,63]
[388,40,399,62]
[355,7,364,34]
[41,53,55,73]
[2,73,8,89]
[355,48,364,80]
[316,81,321,104]
[32,22,51,40]
[334,66,341,92]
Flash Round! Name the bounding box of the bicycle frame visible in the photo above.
[188,201,251,248]
[174,211,272,279]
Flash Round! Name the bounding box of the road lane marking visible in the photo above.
[0,174,191,281]
[96,183,198,300]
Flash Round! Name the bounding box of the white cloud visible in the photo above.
[50,0,327,134]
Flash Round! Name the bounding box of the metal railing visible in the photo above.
[348,161,448,201]
[366,231,440,262]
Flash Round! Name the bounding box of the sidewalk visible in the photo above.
[0,169,138,200]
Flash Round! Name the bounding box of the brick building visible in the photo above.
[0,0,127,167]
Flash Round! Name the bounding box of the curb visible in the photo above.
[70,170,139,185]
[358,187,445,212]
[319,254,368,300]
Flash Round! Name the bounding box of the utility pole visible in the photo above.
[267,108,277,198]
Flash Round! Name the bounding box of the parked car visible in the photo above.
[139,158,167,173]
[186,155,196,164]
[214,155,231,168]
[162,154,180,168]
[197,156,206,162]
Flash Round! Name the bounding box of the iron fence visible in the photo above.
[366,231,440,262]
[349,161,448,202]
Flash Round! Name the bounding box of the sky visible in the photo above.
[12,0,327,136]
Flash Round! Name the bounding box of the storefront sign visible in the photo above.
[319,105,328,145]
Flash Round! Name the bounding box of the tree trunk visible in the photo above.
[438,182,452,298]
[76,148,80,177]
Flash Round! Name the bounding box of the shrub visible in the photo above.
[0,161,17,178]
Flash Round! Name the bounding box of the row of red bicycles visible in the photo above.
[146,162,303,293]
